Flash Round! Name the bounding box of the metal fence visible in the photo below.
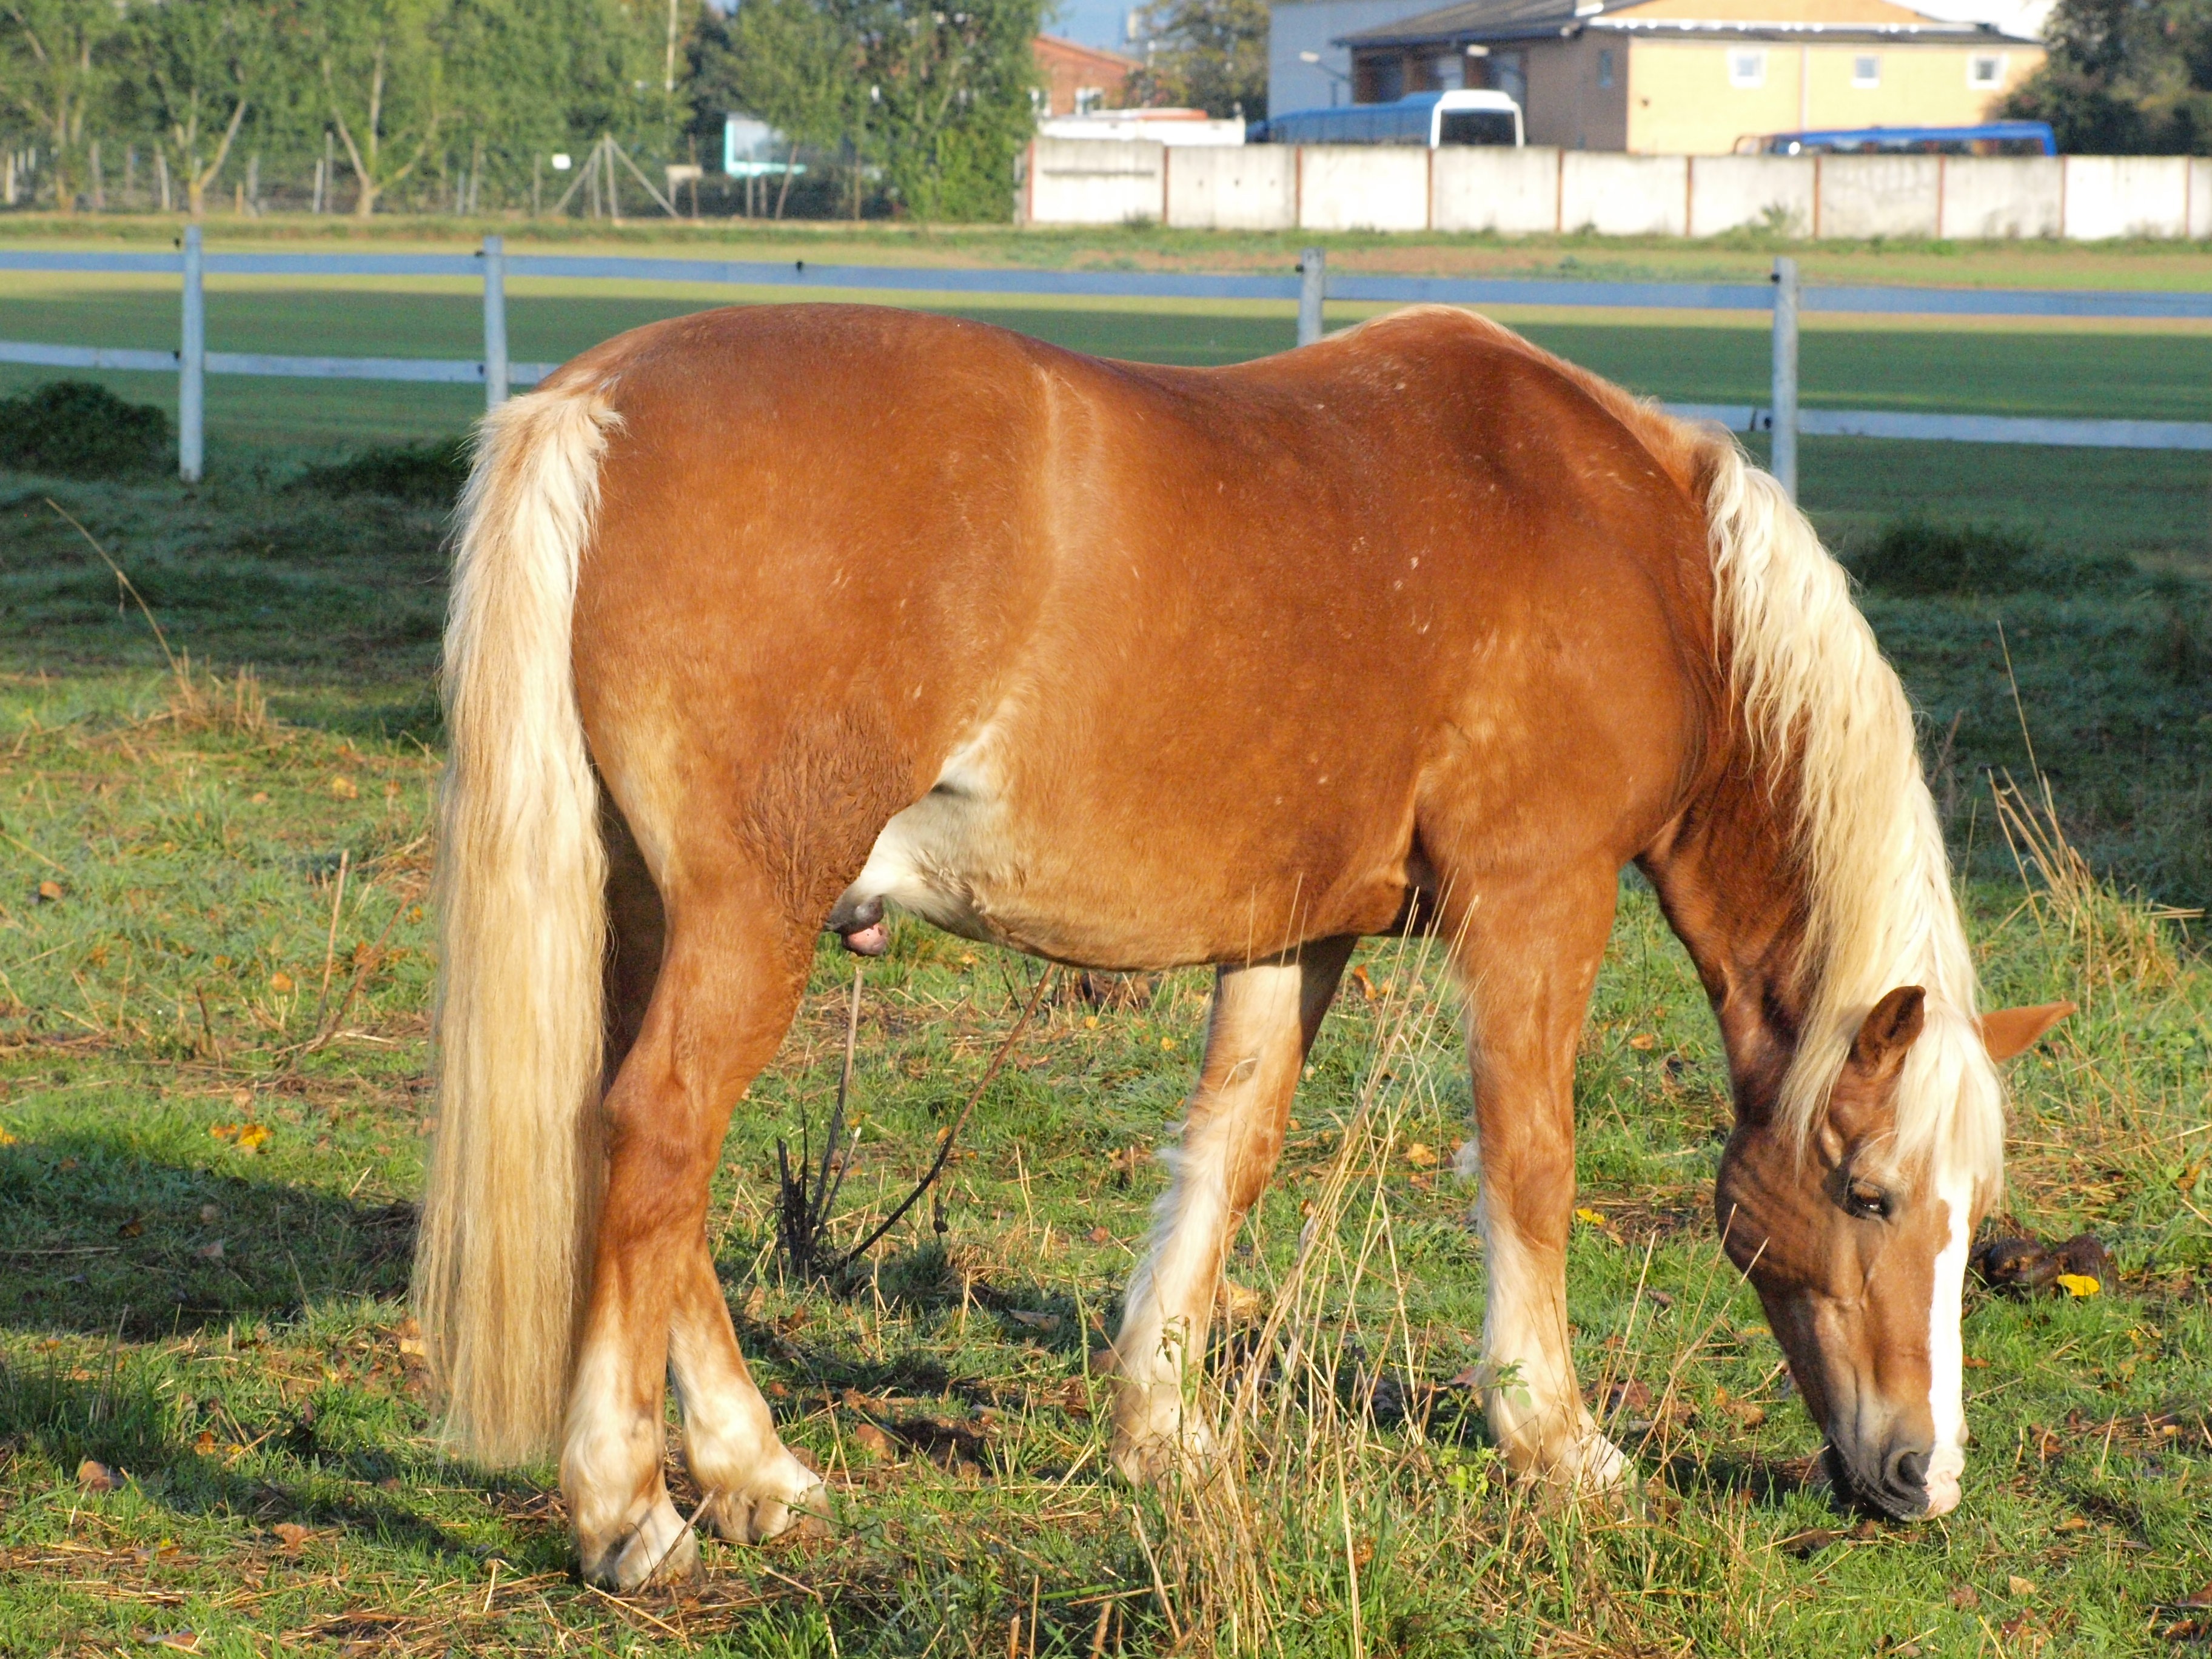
[3,225,2209,492]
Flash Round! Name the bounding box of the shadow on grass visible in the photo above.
[0,1125,418,1342]
[0,1358,545,1567]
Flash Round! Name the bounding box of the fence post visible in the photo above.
[481,233,509,409]
[179,223,204,484]
[1298,247,1326,347]
[1769,254,1799,502]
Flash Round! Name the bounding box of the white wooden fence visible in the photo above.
[1022,142,2212,240]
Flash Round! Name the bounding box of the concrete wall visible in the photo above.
[1816,154,1941,238]
[1023,138,2212,241]
[1432,147,1563,233]
[2060,155,2190,239]
[1561,152,1689,235]
[1939,155,2060,237]
[1023,138,1163,226]
[1166,144,1297,231]
[1686,155,1817,235]
[1297,145,1430,230]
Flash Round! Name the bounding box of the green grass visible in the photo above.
[0,279,2208,1652]
[8,209,2212,292]
[0,669,2204,1654]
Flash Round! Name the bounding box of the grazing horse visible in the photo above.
[415,303,2070,1588]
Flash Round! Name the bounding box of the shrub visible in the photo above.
[1852,515,2039,596]
[290,436,471,506]
[0,381,172,478]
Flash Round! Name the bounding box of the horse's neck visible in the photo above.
[1637,746,1814,1123]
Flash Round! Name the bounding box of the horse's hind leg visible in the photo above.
[1111,938,1353,1483]
[562,877,821,1590]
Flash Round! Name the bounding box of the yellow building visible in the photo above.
[1338,0,2045,154]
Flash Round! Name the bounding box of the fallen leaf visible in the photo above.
[76,1458,121,1492]
[234,1124,270,1153]
[2055,1516,2090,1534]
[2008,1575,2036,1598]
[1574,1207,1608,1227]
[1628,1033,1657,1050]
[1087,1225,1111,1245]
[1949,1586,1980,1609]
[850,1422,894,1458]
[1962,1355,1989,1369]
[0,1127,14,1146]
[139,1632,199,1652]
[269,971,295,995]
[1780,1527,1837,1558]
[250,791,269,804]
[329,776,358,799]
[1161,1037,1175,1050]
[1406,1141,1437,1168]
[117,1216,145,1239]
[742,1284,767,1320]
[272,1521,313,1553]
[193,1431,216,1456]
[1007,1309,1061,1333]
[198,1204,220,1223]
[194,1240,224,1262]
[2177,1584,2212,1609]
[36,879,62,902]
[1083,1015,1098,1029]
[1054,1376,1091,1416]
[209,1123,236,1142]
[2054,1273,2099,1298]
[1351,965,1376,1002]
[1218,1279,1266,1323]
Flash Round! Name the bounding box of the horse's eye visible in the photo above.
[1845,1181,1891,1220]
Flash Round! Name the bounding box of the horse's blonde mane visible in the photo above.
[1699,444,2005,1195]
[1346,306,2003,1192]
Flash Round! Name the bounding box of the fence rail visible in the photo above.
[2,229,2208,482]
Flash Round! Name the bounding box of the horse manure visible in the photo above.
[1974,1230,2111,1298]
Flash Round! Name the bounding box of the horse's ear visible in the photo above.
[1823,987,1925,1155]
[1847,986,1926,1079]
[1979,1000,2075,1062]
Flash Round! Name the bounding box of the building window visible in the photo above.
[1074,85,1104,113]
[1728,49,1766,87]
[1968,53,2005,87]
[1427,52,1466,90]
[1355,52,1406,103]
[1852,54,1880,87]
[1598,48,1615,88]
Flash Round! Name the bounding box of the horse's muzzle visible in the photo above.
[1826,1439,1940,1521]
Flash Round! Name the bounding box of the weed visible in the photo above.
[288,435,472,506]
[1852,514,2039,596]
[0,381,170,478]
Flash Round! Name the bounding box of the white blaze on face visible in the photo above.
[1923,1171,1974,1516]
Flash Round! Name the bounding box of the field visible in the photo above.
[1,223,2210,1654]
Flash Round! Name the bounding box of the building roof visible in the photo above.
[1033,33,1142,74]
[1338,0,2027,47]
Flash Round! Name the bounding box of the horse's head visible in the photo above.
[1715,987,2070,1520]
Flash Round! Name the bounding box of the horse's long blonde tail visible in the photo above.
[415,385,619,1465]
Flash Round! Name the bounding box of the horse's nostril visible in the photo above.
[1889,1449,1929,1493]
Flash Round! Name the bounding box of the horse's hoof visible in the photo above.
[578,1495,699,1591]
[1110,1423,1219,1489]
[698,1452,834,1544]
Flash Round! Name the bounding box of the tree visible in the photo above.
[307,0,449,215]
[1126,0,1265,119]
[0,0,127,210]
[694,0,863,215]
[119,0,282,216]
[859,0,1044,220]
[2000,0,2212,152]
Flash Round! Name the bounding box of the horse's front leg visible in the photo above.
[1454,871,1629,1492]
[1111,939,1352,1484]
[562,909,812,1589]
